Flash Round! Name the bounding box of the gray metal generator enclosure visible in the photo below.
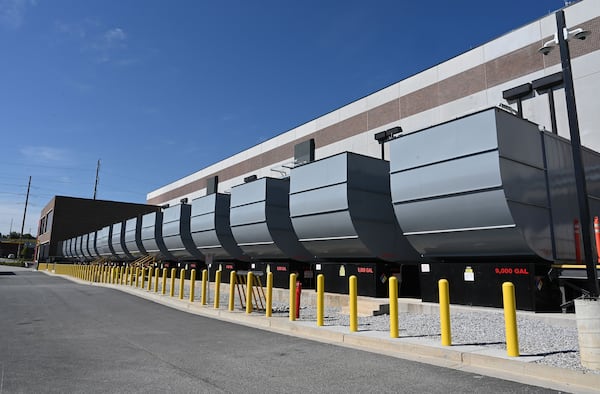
[230,177,312,261]
[389,107,600,261]
[74,235,84,260]
[140,211,170,260]
[124,216,146,258]
[95,225,114,259]
[161,204,202,261]
[62,239,71,258]
[289,152,418,262]
[190,193,245,261]
[110,221,132,260]
[83,233,95,260]
[68,238,76,258]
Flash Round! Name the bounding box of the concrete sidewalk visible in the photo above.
[42,270,600,393]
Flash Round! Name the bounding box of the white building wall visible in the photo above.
[149,0,600,205]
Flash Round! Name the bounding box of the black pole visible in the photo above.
[93,159,100,200]
[556,10,599,297]
[17,176,31,258]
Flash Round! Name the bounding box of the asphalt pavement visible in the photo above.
[0,265,561,393]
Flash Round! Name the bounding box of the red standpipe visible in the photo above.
[574,219,582,263]
[295,280,302,319]
[594,216,600,263]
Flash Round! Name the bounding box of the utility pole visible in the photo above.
[93,159,100,199]
[17,176,31,258]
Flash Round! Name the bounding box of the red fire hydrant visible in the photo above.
[296,280,302,319]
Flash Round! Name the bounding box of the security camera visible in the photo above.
[571,28,591,41]
[538,45,553,56]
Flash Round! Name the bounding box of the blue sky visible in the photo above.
[0,0,567,236]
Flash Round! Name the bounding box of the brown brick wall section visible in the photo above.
[400,83,439,119]
[148,16,600,205]
[438,65,486,104]
[367,99,400,130]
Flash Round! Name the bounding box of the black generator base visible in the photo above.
[418,262,562,312]
[251,261,314,289]
[206,261,249,283]
[313,262,420,298]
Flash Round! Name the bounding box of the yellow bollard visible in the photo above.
[228,271,236,311]
[266,272,273,318]
[134,267,140,287]
[201,269,208,305]
[120,266,125,285]
[317,274,324,327]
[389,276,399,338]
[154,268,160,292]
[161,268,167,295]
[289,273,297,321]
[502,282,520,357]
[140,268,146,289]
[246,271,254,314]
[189,269,196,302]
[349,275,358,332]
[214,270,222,309]
[170,268,176,297]
[147,266,153,291]
[179,268,186,300]
[439,279,451,346]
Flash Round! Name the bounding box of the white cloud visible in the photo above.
[104,27,126,45]
[95,27,128,63]
[54,21,131,65]
[0,0,35,29]
[20,146,68,163]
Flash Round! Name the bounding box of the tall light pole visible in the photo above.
[539,10,598,297]
[17,176,31,259]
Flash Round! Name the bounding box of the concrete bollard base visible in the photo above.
[575,297,600,370]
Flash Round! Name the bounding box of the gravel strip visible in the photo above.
[122,278,599,375]
[270,302,599,375]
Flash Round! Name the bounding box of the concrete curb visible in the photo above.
[43,271,600,393]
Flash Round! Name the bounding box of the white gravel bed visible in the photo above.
[271,302,599,375]
[128,279,598,375]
